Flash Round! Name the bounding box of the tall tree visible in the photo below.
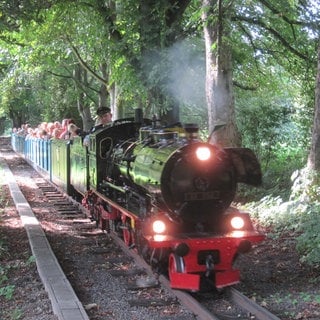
[202,0,240,147]
[307,42,320,171]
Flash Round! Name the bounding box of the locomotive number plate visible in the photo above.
[184,191,220,201]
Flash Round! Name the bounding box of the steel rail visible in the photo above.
[230,287,281,320]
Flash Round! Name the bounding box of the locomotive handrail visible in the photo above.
[104,181,126,193]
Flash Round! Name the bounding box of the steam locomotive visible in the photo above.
[12,109,264,291]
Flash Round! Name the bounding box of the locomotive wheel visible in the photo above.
[169,253,185,274]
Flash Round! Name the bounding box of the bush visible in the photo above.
[296,203,320,266]
[243,170,320,267]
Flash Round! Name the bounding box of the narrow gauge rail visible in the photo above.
[2,136,281,320]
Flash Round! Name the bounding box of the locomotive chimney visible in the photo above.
[183,123,199,140]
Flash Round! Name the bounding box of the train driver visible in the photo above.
[83,107,113,146]
[91,107,113,133]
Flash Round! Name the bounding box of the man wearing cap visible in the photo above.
[83,107,113,146]
[91,107,113,133]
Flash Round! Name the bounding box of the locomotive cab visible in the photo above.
[87,122,137,191]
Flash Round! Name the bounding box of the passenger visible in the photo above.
[51,128,61,139]
[68,123,86,139]
[53,121,62,135]
[25,128,34,140]
[59,119,75,139]
[46,122,55,137]
[39,122,48,132]
[59,119,69,139]
[68,123,78,138]
[17,124,30,136]
[39,129,49,140]
[61,118,69,129]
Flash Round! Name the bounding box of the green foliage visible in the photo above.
[26,255,36,265]
[0,239,8,259]
[0,266,8,284]
[244,169,320,266]
[231,0,318,197]
[261,141,306,199]
[291,168,320,203]
[241,141,320,268]
[243,196,300,230]
[0,265,15,300]
[0,284,15,300]
[236,69,310,200]
[290,169,320,264]
[6,308,23,320]
[0,0,318,129]
[296,203,320,266]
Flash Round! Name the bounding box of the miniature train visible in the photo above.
[11,110,265,291]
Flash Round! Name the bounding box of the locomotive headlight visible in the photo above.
[195,146,211,161]
[152,220,166,234]
[230,216,245,229]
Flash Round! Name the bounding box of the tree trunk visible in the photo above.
[74,65,94,131]
[110,82,122,119]
[99,62,108,109]
[307,42,320,171]
[77,97,93,132]
[202,0,241,147]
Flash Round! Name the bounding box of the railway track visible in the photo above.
[0,136,281,320]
